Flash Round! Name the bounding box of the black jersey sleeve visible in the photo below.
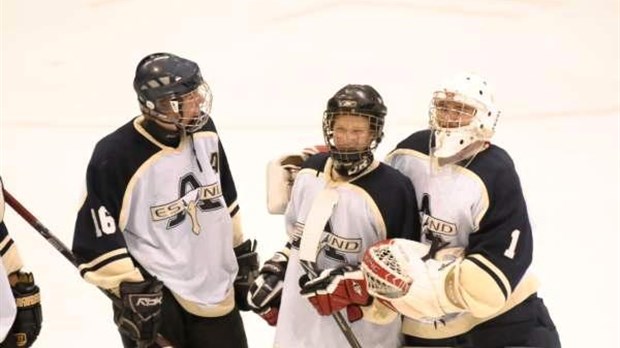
[72,127,148,289]
[465,150,533,295]
[443,147,534,318]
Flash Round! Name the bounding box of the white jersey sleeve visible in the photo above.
[0,260,16,342]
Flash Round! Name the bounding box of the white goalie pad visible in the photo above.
[266,154,305,214]
[266,145,329,215]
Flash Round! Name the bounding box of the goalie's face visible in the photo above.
[330,114,374,152]
[431,96,477,129]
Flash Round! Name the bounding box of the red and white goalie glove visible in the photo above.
[361,238,452,321]
[266,145,329,214]
[299,265,371,322]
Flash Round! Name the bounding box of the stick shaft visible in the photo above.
[2,188,174,348]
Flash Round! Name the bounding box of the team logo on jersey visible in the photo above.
[292,221,362,262]
[150,174,223,234]
[419,193,458,239]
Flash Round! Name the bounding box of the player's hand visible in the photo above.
[7,271,42,348]
[114,278,163,345]
[234,239,260,311]
[299,265,370,321]
[247,251,288,326]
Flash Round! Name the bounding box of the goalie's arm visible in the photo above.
[444,162,535,318]
[369,166,535,320]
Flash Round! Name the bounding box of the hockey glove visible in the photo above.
[114,278,163,345]
[234,239,259,311]
[299,265,370,322]
[5,272,42,348]
[247,251,288,326]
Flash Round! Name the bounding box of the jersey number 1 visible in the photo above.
[503,229,520,259]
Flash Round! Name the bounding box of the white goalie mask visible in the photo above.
[429,73,500,164]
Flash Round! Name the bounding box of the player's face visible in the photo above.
[157,85,209,127]
[433,99,477,128]
[332,114,373,151]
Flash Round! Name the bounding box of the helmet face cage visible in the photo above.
[144,82,212,134]
[429,91,481,129]
[323,111,384,176]
[322,84,386,176]
[428,73,499,162]
[134,53,212,134]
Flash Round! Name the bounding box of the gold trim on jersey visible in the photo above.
[402,273,539,339]
[466,254,512,298]
[78,248,144,289]
[133,116,189,151]
[0,236,23,274]
[231,212,244,247]
[118,145,186,230]
[171,287,235,317]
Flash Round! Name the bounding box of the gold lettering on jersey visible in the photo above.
[150,183,222,234]
[423,214,457,236]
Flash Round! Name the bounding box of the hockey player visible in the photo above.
[247,84,420,347]
[72,53,258,348]
[362,73,562,347]
[0,177,42,348]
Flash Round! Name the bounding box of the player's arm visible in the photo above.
[72,159,164,344]
[0,179,42,348]
[363,167,533,320]
[72,160,144,292]
[448,165,534,318]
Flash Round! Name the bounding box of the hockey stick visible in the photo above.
[2,188,174,348]
[298,188,362,348]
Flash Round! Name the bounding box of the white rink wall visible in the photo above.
[1,1,619,347]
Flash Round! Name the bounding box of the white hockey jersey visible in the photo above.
[0,178,18,342]
[72,116,243,316]
[274,153,420,348]
[385,130,539,339]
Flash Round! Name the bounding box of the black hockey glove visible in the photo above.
[233,239,259,311]
[247,251,288,326]
[3,272,42,348]
[114,278,163,345]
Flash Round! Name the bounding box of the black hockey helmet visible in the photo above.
[133,52,212,134]
[323,84,387,176]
